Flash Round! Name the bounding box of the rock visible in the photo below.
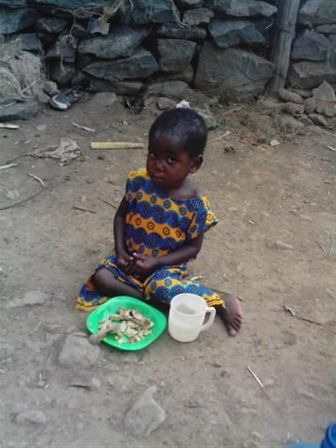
[209,19,265,48]
[78,25,148,60]
[266,240,294,250]
[176,0,204,8]
[291,88,312,99]
[35,17,68,34]
[124,386,166,437]
[58,335,100,367]
[165,65,194,84]
[194,105,217,129]
[0,100,39,121]
[42,80,59,96]
[0,0,27,7]
[131,0,179,24]
[158,38,196,72]
[84,48,159,82]
[278,88,304,104]
[304,97,316,114]
[312,80,336,117]
[288,58,336,90]
[316,24,336,34]
[28,0,105,9]
[291,30,333,62]
[15,410,47,425]
[155,23,207,41]
[50,62,75,85]
[89,16,109,35]
[157,97,176,110]
[35,91,50,104]
[90,92,118,107]
[46,32,78,64]
[328,35,336,44]
[309,113,329,127]
[10,33,42,52]
[281,102,305,118]
[147,80,193,98]
[6,290,48,308]
[183,8,214,26]
[195,43,274,100]
[0,7,39,34]
[87,77,144,95]
[36,124,47,132]
[212,0,277,18]
[70,22,89,38]
[298,0,336,25]
[275,114,305,134]
[37,32,57,48]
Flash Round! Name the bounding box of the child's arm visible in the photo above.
[114,197,134,271]
[132,235,203,277]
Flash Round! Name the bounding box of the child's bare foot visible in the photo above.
[216,293,242,337]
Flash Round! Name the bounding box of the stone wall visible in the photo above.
[0,0,335,101]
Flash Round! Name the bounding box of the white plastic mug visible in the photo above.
[168,293,216,342]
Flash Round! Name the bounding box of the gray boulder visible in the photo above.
[0,7,39,34]
[195,43,274,99]
[84,48,159,82]
[312,80,336,117]
[158,38,196,72]
[10,33,42,52]
[50,62,75,85]
[288,57,336,89]
[78,26,148,60]
[183,8,214,26]
[212,0,277,17]
[35,17,69,34]
[155,23,207,40]
[0,100,39,121]
[166,65,195,84]
[88,78,144,95]
[176,0,204,8]
[0,0,26,7]
[147,80,193,98]
[298,0,336,25]
[316,24,336,35]
[291,30,333,62]
[209,19,265,48]
[28,0,104,9]
[46,33,78,63]
[131,0,179,24]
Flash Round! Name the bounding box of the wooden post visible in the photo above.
[270,0,300,93]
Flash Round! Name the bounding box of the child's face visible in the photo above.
[147,134,201,189]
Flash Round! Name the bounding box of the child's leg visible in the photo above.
[76,256,143,311]
[92,268,143,300]
[144,266,242,336]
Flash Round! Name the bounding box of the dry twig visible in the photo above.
[73,205,96,214]
[247,366,264,389]
[99,198,117,209]
[0,172,45,211]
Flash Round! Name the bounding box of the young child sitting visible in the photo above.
[76,108,242,336]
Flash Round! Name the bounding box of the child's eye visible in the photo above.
[167,157,175,165]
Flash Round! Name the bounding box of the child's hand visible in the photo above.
[131,253,158,278]
[116,250,134,273]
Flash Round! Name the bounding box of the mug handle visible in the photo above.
[200,307,216,332]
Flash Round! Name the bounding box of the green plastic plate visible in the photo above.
[86,296,167,351]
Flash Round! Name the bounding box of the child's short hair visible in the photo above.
[149,108,207,157]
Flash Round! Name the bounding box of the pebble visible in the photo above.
[6,290,48,308]
[58,335,100,368]
[124,386,166,437]
[91,92,118,107]
[15,410,47,425]
[36,124,47,132]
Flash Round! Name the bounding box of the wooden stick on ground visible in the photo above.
[91,142,144,150]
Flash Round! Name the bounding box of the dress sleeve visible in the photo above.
[186,196,219,240]
[125,168,148,203]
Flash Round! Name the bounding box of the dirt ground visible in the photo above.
[0,95,335,448]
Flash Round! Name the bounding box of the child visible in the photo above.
[76,108,242,336]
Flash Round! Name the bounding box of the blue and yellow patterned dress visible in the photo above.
[76,169,224,310]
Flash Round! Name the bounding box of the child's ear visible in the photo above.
[189,155,203,173]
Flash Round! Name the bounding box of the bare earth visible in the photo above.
[0,96,335,448]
